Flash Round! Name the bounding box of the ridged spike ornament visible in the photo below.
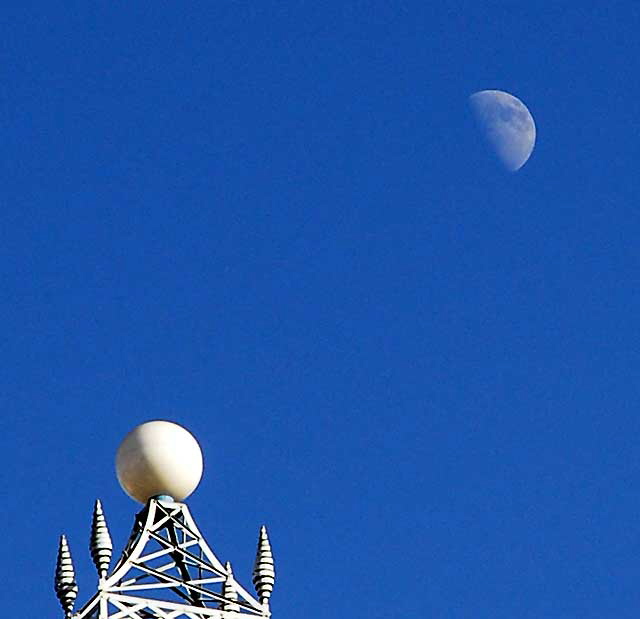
[252,525,275,605]
[55,534,79,617]
[223,561,240,612]
[90,499,113,578]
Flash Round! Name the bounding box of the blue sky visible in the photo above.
[2,4,640,618]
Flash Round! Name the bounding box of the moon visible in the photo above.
[469,90,536,171]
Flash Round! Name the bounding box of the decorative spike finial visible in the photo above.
[90,499,113,578]
[252,525,275,606]
[222,561,240,612]
[55,534,78,617]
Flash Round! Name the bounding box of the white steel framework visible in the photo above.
[55,498,275,619]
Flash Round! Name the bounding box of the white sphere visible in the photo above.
[116,420,203,503]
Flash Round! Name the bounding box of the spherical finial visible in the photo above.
[116,420,203,503]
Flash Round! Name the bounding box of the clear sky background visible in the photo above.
[2,4,640,618]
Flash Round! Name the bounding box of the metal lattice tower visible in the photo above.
[54,421,275,619]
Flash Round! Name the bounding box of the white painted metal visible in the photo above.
[64,498,273,619]
[223,562,241,613]
[55,534,79,617]
[252,526,275,606]
[91,499,113,578]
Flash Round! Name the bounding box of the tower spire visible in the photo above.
[54,421,275,619]
[223,561,240,612]
[253,525,276,606]
[90,499,113,579]
[55,534,78,617]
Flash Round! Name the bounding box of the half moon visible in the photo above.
[469,90,536,171]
